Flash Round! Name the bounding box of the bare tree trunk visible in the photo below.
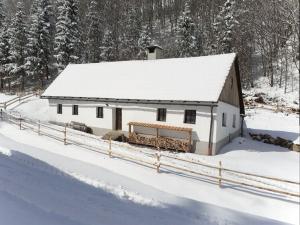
[284,47,288,94]
[269,57,274,87]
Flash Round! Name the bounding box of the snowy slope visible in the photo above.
[245,108,299,144]
[1,147,289,225]
[243,76,299,108]
[0,93,17,103]
[8,97,54,121]
[0,123,298,224]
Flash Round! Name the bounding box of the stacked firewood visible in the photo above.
[129,132,190,152]
[129,132,156,146]
[157,137,189,152]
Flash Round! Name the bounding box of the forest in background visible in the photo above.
[0,0,299,93]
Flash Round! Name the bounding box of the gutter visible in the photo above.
[41,95,219,107]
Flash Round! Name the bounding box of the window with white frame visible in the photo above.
[184,110,196,124]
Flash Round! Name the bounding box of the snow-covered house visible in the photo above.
[42,47,244,155]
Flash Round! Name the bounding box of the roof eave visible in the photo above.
[41,95,218,107]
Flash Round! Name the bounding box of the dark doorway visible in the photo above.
[115,108,122,130]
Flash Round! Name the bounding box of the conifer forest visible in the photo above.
[0,0,299,92]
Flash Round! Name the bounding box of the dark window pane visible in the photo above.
[97,107,103,118]
[73,105,78,115]
[232,114,236,128]
[57,104,62,114]
[222,113,227,127]
[157,108,166,122]
[184,110,196,124]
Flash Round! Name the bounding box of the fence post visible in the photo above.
[108,136,112,158]
[3,102,6,110]
[38,120,41,135]
[0,109,2,120]
[64,123,67,145]
[156,147,161,173]
[219,161,222,187]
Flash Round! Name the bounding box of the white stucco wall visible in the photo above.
[49,99,212,139]
[214,101,241,154]
[47,99,240,155]
[49,99,114,130]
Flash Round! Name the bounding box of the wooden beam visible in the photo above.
[156,128,159,148]
[189,131,192,152]
[128,121,192,132]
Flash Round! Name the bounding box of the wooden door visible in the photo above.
[115,108,122,130]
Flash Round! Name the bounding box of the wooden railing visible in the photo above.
[0,92,38,109]
[1,110,299,198]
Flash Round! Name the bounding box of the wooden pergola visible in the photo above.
[128,122,193,152]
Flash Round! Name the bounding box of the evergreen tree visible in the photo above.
[8,1,27,91]
[25,0,40,83]
[213,0,239,54]
[39,0,53,81]
[26,0,53,88]
[100,30,117,61]
[84,0,102,63]
[120,3,142,60]
[194,24,205,56]
[176,1,197,57]
[0,0,7,89]
[0,0,5,28]
[54,0,80,72]
[137,25,152,59]
[0,20,10,90]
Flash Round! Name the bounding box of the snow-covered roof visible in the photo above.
[147,45,163,50]
[42,53,237,102]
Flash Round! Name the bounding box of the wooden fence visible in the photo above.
[0,92,38,109]
[1,110,299,198]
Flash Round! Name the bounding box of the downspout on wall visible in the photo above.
[208,105,216,156]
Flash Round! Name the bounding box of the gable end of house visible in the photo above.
[218,56,245,115]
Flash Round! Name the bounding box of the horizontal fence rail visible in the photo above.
[161,154,300,185]
[0,92,38,109]
[0,109,299,198]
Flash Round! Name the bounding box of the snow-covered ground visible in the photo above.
[0,93,17,103]
[243,76,299,108]
[0,125,298,225]
[245,108,299,144]
[0,94,299,225]
[8,97,53,121]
